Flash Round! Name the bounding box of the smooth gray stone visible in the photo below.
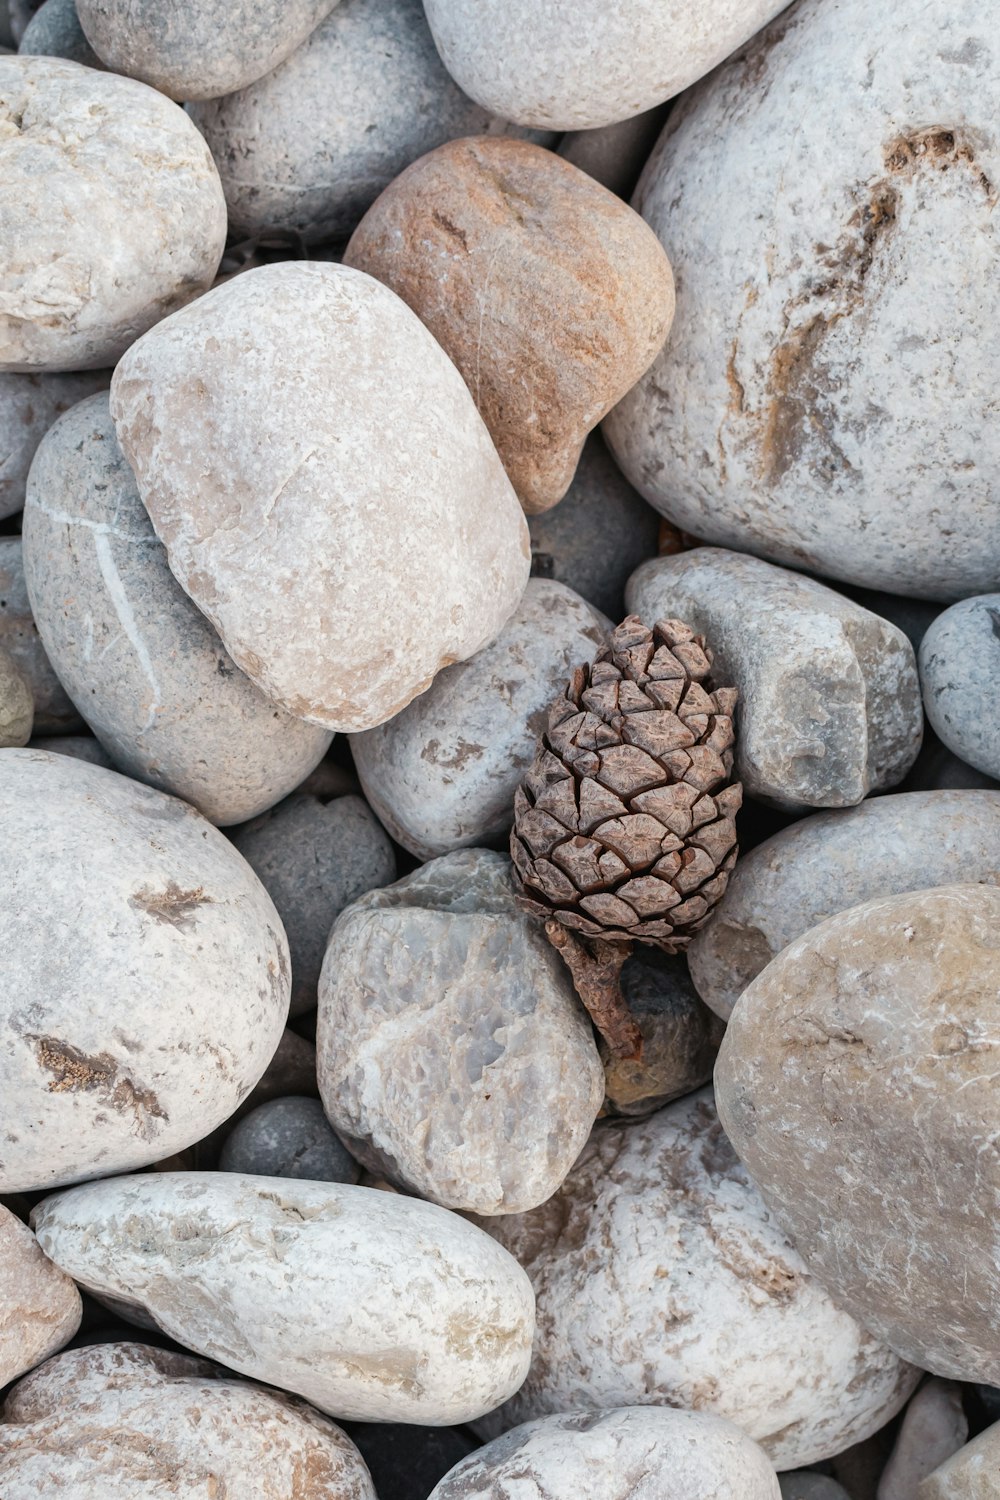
[0,642,31,746]
[230,792,395,1017]
[627,547,922,809]
[0,536,81,734]
[878,1379,968,1500]
[28,734,113,767]
[0,370,109,520]
[19,0,100,65]
[902,731,1000,793]
[780,1479,852,1500]
[219,1096,360,1184]
[919,595,1000,781]
[600,952,723,1117]
[558,104,670,200]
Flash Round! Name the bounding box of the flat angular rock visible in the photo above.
[0,57,226,371]
[0,1205,81,1385]
[600,952,723,1116]
[919,596,1000,781]
[23,393,332,825]
[689,789,1000,1019]
[350,580,608,859]
[219,1097,360,1184]
[0,749,290,1193]
[0,537,81,733]
[627,548,922,808]
[474,1088,918,1469]
[110,261,530,733]
[32,1173,536,1424]
[317,850,604,1215]
[0,642,31,745]
[0,370,108,519]
[345,137,674,513]
[0,1342,378,1498]
[604,0,1000,601]
[919,1421,1000,1497]
[717,883,1000,1383]
[878,1380,968,1500]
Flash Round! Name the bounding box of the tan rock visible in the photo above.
[345,137,674,513]
[0,1205,81,1386]
[919,1420,1000,1497]
[0,644,31,747]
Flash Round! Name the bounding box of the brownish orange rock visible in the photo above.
[344,137,674,514]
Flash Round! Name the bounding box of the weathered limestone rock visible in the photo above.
[919,1421,1000,1498]
[0,537,81,733]
[317,850,604,1215]
[0,748,290,1193]
[350,580,608,859]
[0,57,226,371]
[920,597,1000,781]
[19,0,101,66]
[604,0,1000,601]
[0,1342,378,1498]
[345,137,674,513]
[0,1205,81,1385]
[429,1408,781,1499]
[559,104,671,199]
[717,883,1000,1383]
[110,261,530,733]
[0,370,108,519]
[689,790,1000,1019]
[0,643,31,745]
[474,1088,918,1469]
[878,1380,968,1500]
[219,1097,360,1184]
[627,548,922,808]
[599,952,723,1116]
[33,1172,536,1423]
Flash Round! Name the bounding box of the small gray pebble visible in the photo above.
[902,731,1000,793]
[919,594,1000,781]
[558,104,670,200]
[19,0,101,66]
[600,953,723,1118]
[219,1096,360,1184]
[780,1477,852,1500]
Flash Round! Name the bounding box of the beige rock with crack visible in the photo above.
[919,1420,1000,1497]
[0,1205,81,1385]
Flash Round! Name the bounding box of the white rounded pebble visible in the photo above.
[0,1204,81,1386]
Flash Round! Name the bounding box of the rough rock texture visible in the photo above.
[76,0,339,100]
[33,1173,536,1424]
[28,732,112,766]
[599,952,723,1116]
[474,1088,918,1469]
[23,393,333,824]
[219,1097,360,1184]
[919,597,1000,780]
[919,1421,1000,1498]
[604,0,1000,601]
[0,642,31,745]
[350,580,608,859]
[317,850,604,1215]
[345,137,674,513]
[689,789,1000,1019]
[878,1380,968,1500]
[839,586,941,656]
[717,883,1000,1383]
[0,1342,378,1498]
[429,1407,781,1499]
[0,536,81,733]
[0,57,226,371]
[422,0,791,130]
[189,0,552,244]
[626,548,922,808]
[0,369,108,519]
[0,1204,81,1385]
[780,1480,852,1500]
[110,261,530,733]
[559,104,671,199]
[0,749,290,1193]
[19,0,102,66]
[230,793,396,1016]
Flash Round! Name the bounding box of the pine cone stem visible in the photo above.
[544,921,642,1061]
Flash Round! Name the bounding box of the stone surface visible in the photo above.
[919,1421,1000,1498]
[604,0,1000,601]
[0,536,81,733]
[0,1204,81,1385]
[559,104,671,199]
[19,0,101,66]
[230,792,395,1016]
[33,1172,536,1424]
[0,1341,378,1497]
[350,580,608,859]
[110,261,530,734]
[422,0,791,130]
[626,548,922,808]
[189,0,552,244]
[600,952,723,1116]
[878,1380,968,1500]
[219,1096,360,1184]
[0,748,290,1193]
[780,1479,852,1500]
[23,392,332,825]
[0,641,31,745]
[0,57,226,371]
[839,587,941,656]
[188,1026,320,1170]
[345,1422,478,1500]
[317,850,603,1215]
[0,369,108,520]
[429,1407,781,1499]
[689,789,1000,1020]
[903,731,1000,793]
[28,733,112,766]
[920,597,1000,781]
[717,883,1000,1383]
[345,137,674,514]
[474,1088,918,1469]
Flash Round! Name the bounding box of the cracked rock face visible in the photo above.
[0,749,290,1193]
[0,537,81,734]
[473,1087,918,1469]
[31,1173,536,1424]
[0,1341,378,1498]
[716,883,1000,1383]
[428,1407,781,1499]
[0,1205,81,1386]
[604,0,1000,601]
[317,849,604,1215]
[919,596,1000,781]
[0,57,226,371]
[110,261,531,734]
[0,369,108,520]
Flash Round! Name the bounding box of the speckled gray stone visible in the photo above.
[688,790,1000,1020]
[780,1479,852,1500]
[27,733,112,766]
[717,883,1000,1384]
[0,1204,81,1385]
[878,1380,968,1500]
[229,793,395,1017]
[919,1421,1000,1498]
[627,548,922,808]
[0,370,108,520]
[189,0,552,244]
[22,392,332,825]
[0,537,80,733]
[19,0,101,66]
[559,105,671,200]
[0,642,31,746]
[599,952,723,1117]
[350,580,608,860]
[0,748,291,1193]
[474,1088,918,1470]
[903,732,1000,793]
[605,0,1000,601]
[219,1097,360,1184]
[0,57,226,371]
[919,596,1000,781]
[317,849,604,1216]
[110,262,531,734]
